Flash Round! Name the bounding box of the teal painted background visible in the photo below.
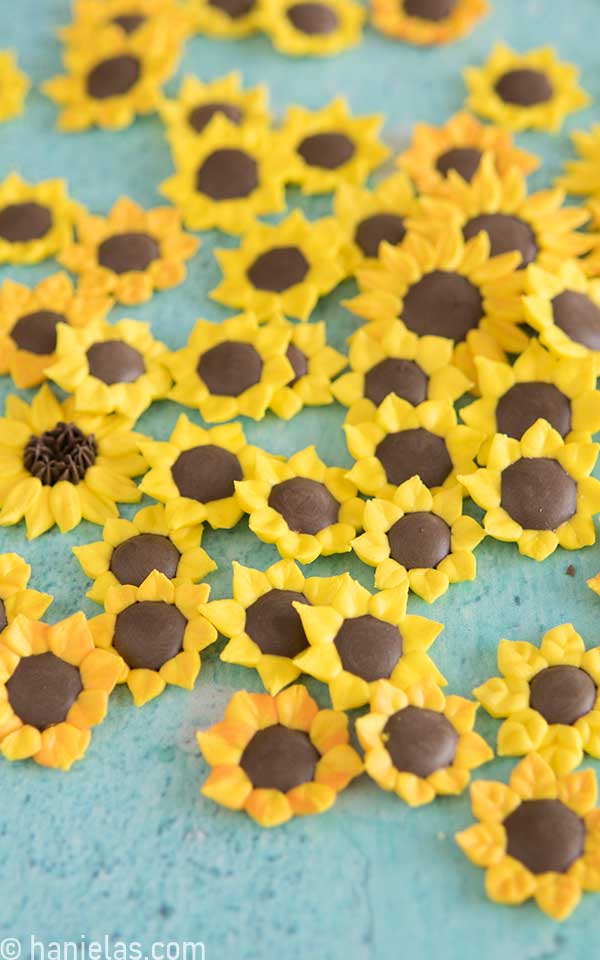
[2,1,600,956]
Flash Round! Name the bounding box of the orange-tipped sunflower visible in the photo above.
[0,173,80,265]
[198,684,363,827]
[268,319,347,420]
[371,0,487,46]
[0,553,52,636]
[0,613,123,770]
[261,0,364,56]
[188,0,264,38]
[59,0,193,46]
[159,72,270,146]
[0,51,29,123]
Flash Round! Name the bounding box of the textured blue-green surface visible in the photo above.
[2,1,600,956]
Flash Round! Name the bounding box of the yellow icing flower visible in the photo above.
[0,553,52,635]
[352,476,484,603]
[58,197,199,306]
[456,753,600,920]
[166,313,293,422]
[59,0,193,45]
[235,445,364,564]
[357,678,492,805]
[268,319,347,420]
[0,51,29,122]
[459,419,600,562]
[138,414,259,530]
[212,210,346,321]
[89,571,217,707]
[371,0,487,45]
[159,72,270,147]
[261,0,364,56]
[0,385,146,539]
[0,173,80,265]
[333,172,418,271]
[293,572,444,709]
[474,624,600,776]
[188,0,264,38]
[0,273,112,389]
[396,111,539,194]
[560,126,600,199]
[198,684,363,827]
[464,44,589,133]
[345,394,482,499]
[0,613,123,770]
[276,98,389,194]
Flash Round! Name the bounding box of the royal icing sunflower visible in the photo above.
[159,72,270,146]
[0,553,52,636]
[292,572,444,710]
[356,678,492,805]
[0,51,29,123]
[459,418,600,562]
[333,321,471,427]
[464,44,589,133]
[456,752,600,920]
[396,111,540,194]
[352,476,484,603]
[89,571,217,707]
[58,197,198,306]
[277,98,388,195]
[333,172,418,271]
[59,0,193,45]
[560,125,600,199]
[212,210,346,321]
[138,415,258,530]
[166,313,293,423]
[236,445,364,564]
[268,319,346,420]
[261,0,364,56]
[197,685,363,827]
[188,0,264,38]
[0,613,122,770]
[0,385,145,539]
[45,319,170,421]
[474,624,600,776]
[0,273,112,389]
[371,0,487,45]
[345,394,482,499]
[0,173,79,265]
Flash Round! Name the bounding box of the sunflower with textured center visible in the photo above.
[0,52,29,123]
[396,111,539,194]
[0,613,123,770]
[277,98,389,195]
[357,678,492,805]
[59,0,193,45]
[59,197,198,306]
[212,210,346,321]
[333,322,471,427]
[459,418,600,562]
[457,752,600,920]
[462,340,600,465]
[292,572,444,710]
[0,385,145,539]
[89,571,217,707]
[0,553,52,637]
[371,0,487,45]
[236,445,364,564]
[0,273,112,389]
[464,44,589,133]
[198,684,363,827]
[352,476,484,603]
[333,172,418,271]
[0,173,80,265]
[474,624,600,777]
[261,0,364,56]
[139,414,258,530]
[268,319,347,420]
[188,0,264,37]
[345,394,482,499]
[159,72,270,147]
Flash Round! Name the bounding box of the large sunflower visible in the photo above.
[0,385,145,538]
[0,553,52,635]
[159,72,270,146]
[0,173,80,265]
[560,126,600,199]
[268,319,346,420]
[456,753,600,920]
[459,419,600,562]
[188,0,264,38]
[59,0,193,45]
[198,684,363,827]
[261,0,364,56]
[0,52,29,123]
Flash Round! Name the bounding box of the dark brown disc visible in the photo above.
[240,724,319,791]
[387,511,451,570]
[113,600,187,670]
[109,533,181,587]
[171,444,243,503]
[6,652,83,731]
[504,799,585,875]
[500,457,577,530]
[401,270,483,342]
[384,705,458,777]
[10,310,64,355]
[376,428,453,488]
[245,589,310,658]
[268,477,339,534]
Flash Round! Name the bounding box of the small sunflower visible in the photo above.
[396,111,540,194]
[333,321,471,427]
[0,173,79,265]
[345,394,482,499]
[352,476,484,603]
[464,44,589,134]
[370,0,487,46]
[261,0,364,56]
[293,572,444,709]
[268,319,347,420]
[212,210,346,321]
[0,51,29,123]
[0,612,123,770]
[0,553,52,635]
[0,273,112,389]
[59,197,198,306]
[560,126,600,199]
[277,98,388,195]
[474,624,600,776]
[456,752,600,920]
[59,0,193,45]
[236,445,364,564]
[139,414,258,530]
[356,679,492,805]
[197,684,363,827]
[0,385,145,539]
[459,418,600,562]
[89,571,217,707]
[188,0,264,38]
[159,72,270,146]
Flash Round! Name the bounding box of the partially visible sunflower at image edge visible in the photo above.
[260,0,365,57]
[0,553,52,635]
[0,51,30,123]
[371,0,488,46]
[0,173,80,265]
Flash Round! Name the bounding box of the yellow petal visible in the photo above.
[455,822,506,867]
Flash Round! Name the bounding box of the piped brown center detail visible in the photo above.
[110,533,181,588]
[463,213,538,269]
[240,723,319,791]
[7,652,83,730]
[245,589,310,658]
[355,213,406,258]
[297,132,356,170]
[171,444,243,503]
[376,428,452,488]
[0,202,53,243]
[404,0,457,20]
[197,340,263,396]
[402,270,483,342]
[495,68,554,107]
[114,600,187,670]
[87,340,146,385]
[10,310,65,355]
[435,147,482,182]
[529,664,596,725]
[334,615,403,682]
[500,457,577,531]
[268,476,340,534]
[24,422,97,486]
[195,148,259,201]
[387,511,451,570]
[188,102,244,134]
[247,246,309,292]
[364,357,428,407]
[86,54,141,99]
[208,0,256,17]
[384,705,458,777]
[98,232,160,274]
[552,290,600,350]
[287,2,339,33]
[503,799,584,875]
[496,382,572,440]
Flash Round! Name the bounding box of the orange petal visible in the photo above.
[315,743,363,791]
[275,683,319,731]
[201,764,253,810]
[245,788,294,827]
[287,781,336,816]
[309,709,350,754]
[224,690,278,729]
